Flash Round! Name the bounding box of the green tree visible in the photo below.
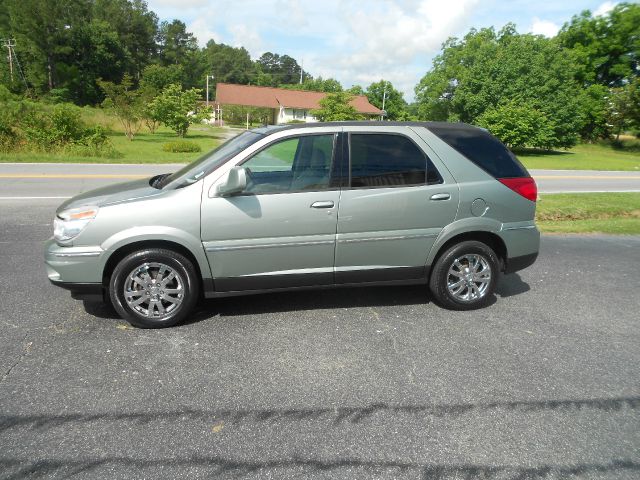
[576,84,610,141]
[98,73,142,140]
[477,101,556,149]
[256,52,307,85]
[558,3,640,87]
[415,25,583,148]
[281,77,343,93]
[92,0,159,79]
[311,91,363,122]
[607,79,640,139]
[3,0,89,92]
[58,20,129,105]
[366,80,408,120]
[140,64,184,92]
[158,20,198,66]
[148,83,212,137]
[202,41,255,86]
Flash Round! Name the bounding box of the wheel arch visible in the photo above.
[102,240,206,296]
[428,230,507,274]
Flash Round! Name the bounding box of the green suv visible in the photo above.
[45,122,539,328]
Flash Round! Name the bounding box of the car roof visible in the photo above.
[250,121,483,135]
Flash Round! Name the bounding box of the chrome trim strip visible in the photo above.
[338,233,438,244]
[501,225,537,232]
[52,251,101,258]
[205,240,334,253]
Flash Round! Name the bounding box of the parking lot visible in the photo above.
[1,194,639,479]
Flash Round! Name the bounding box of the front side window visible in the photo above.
[350,134,432,188]
[242,134,335,194]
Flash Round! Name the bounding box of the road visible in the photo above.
[0,196,639,479]
[1,163,640,198]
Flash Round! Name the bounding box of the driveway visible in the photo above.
[0,199,638,479]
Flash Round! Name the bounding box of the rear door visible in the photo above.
[335,126,459,283]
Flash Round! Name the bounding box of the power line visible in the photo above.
[1,38,28,87]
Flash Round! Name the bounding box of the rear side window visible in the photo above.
[349,134,441,188]
[428,125,528,178]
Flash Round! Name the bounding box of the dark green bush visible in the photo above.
[162,140,201,153]
[0,117,19,152]
[1,100,119,157]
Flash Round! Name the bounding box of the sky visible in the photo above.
[145,0,620,101]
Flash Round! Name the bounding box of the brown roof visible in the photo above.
[215,83,382,115]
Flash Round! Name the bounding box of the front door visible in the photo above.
[335,128,459,283]
[201,133,340,291]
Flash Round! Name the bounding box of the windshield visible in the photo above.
[158,130,265,189]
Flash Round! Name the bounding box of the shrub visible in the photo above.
[16,103,119,158]
[0,117,19,152]
[162,140,201,153]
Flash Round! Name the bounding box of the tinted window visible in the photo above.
[242,134,334,194]
[350,134,436,187]
[428,125,528,178]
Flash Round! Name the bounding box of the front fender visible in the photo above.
[98,226,212,279]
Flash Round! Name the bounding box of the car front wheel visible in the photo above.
[109,248,199,328]
[429,240,499,310]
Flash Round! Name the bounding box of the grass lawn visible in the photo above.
[517,141,640,171]
[0,124,228,164]
[536,192,640,234]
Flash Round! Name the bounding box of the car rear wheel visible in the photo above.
[429,240,499,310]
[109,248,199,328]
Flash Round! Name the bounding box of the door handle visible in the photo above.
[430,193,451,201]
[310,201,334,209]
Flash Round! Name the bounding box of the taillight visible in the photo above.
[498,177,537,202]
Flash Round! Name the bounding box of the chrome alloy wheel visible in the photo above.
[123,262,184,318]
[446,254,492,302]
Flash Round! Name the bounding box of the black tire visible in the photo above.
[109,248,199,328]
[429,240,499,310]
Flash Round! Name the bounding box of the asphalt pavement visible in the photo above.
[0,197,639,479]
[1,163,640,198]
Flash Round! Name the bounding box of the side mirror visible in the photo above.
[215,167,247,196]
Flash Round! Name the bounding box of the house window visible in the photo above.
[293,109,307,120]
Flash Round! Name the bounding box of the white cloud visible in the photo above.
[529,17,560,37]
[303,0,478,100]
[227,24,264,57]
[188,18,219,48]
[593,1,617,17]
[149,0,481,100]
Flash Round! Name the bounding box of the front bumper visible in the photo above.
[45,238,105,300]
[49,279,104,301]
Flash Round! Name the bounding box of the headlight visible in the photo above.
[53,206,99,242]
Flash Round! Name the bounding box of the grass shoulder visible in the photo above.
[517,138,640,171]
[536,192,640,234]
[0,121,227,164]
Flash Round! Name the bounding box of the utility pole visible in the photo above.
[205,74,215,107]
[299,60,303,84]
[3,39,16,83]
[380,87,387,121]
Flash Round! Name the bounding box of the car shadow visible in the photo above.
[84,284,431,323]
[495,272,531,298]
[83,274,530,325]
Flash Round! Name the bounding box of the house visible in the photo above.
[214,83,382,125]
